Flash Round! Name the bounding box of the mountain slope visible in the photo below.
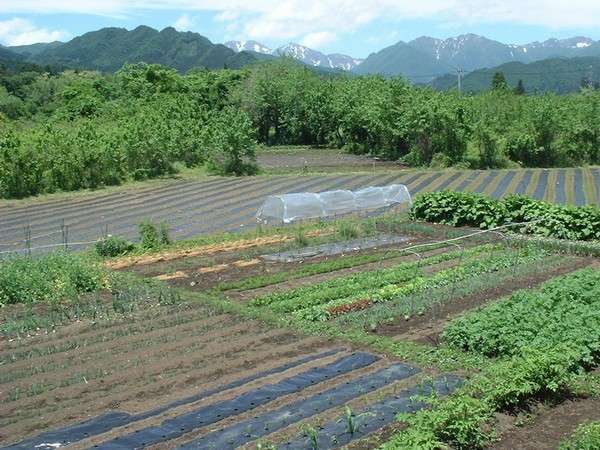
[0,45,24,63]
[354,42,445,81]
[9,41,64,57]
[29,26,257,72]
[275,43,362,70]
[431,56,600,94]
[357,34,600,80]
[226,40,361,71]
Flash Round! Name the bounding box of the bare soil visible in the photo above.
[257,148,404,172]
[0,302,339,446]
[490,396,600,450]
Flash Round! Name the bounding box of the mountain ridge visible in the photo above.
[225,40,363,71]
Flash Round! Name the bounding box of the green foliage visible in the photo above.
[337,221,359,240]
[2,59,600,199]
[491,72,508,91]
[251,245,491,317]
[560,422,600,450]
[411,191,600,241]
[138,219,171,250]
[95,235,135,257]
[205,107,258,175]
[387,346,583,449]
[0,251,106,306]
[444,268,600,361]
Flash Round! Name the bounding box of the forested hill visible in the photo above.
[22,26,259,72]
[431,56,600,93]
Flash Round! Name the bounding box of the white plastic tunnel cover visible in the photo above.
[256,184,412,224]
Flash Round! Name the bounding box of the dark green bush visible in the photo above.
[95,235,135,257]
[138,219,171,250]
[411,191,600,241]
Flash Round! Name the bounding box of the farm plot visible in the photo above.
[0,167,597,255]
[3,217,600,449]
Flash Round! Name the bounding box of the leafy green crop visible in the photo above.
[444,267,600,363]
[559,421,600,450]
[251,245,494,314]
[295,246,546,322]
[411,191,600,241]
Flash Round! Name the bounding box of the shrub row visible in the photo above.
[411,191,600,241]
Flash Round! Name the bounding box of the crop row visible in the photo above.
[411,190,600,241]
[335,254,570,329]
[251,245,496,313]
[386,267,600,449]
[295,246,548,322]
[444,267,600,359]
[217,244,448,292]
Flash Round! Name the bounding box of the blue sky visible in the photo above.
[1,1,600,58]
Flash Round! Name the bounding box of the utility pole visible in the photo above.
[457,67,464,95]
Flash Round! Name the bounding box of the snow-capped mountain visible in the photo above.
[358,33,600,80]
[225,40,362,71]
[224,40,273,55]
[275,43,362,70]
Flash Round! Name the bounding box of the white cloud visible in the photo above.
[301,31,336,48]
[2,1,600,44]
[173,13,193,31]
[0,18,70,45]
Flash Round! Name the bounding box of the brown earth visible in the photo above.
[490,396,600,450]
[0,301,340,446]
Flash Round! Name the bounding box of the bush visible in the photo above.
[411,191,600,241]
[95,235,135,257]
[138,219,171,250]
[0,251,106,306]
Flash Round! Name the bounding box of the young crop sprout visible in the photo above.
[300,423,319,450]
[343,406,357,435]
[338,405,375,435]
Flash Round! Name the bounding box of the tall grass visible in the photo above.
[0,251,106,306]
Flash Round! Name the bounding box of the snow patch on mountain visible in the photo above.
[224,40,272,55]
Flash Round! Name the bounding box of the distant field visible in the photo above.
[0,167,598,255]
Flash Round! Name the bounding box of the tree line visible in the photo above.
[1,59,599,199]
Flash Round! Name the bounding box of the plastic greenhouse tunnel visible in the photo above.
[256,184,412,224]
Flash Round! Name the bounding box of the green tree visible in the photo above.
[514,79,525,95]
[491,72,508,91]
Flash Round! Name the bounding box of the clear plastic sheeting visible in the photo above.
[256,184,412,224]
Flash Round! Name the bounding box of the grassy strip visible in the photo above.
[392,219,600,257]
[291,246,547,322]
[252,245,496,313]
[336,253,566,330]
[104,213,397,261]
[559,422,600,449]
[215,244,450,292]
[182,288,488,374]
